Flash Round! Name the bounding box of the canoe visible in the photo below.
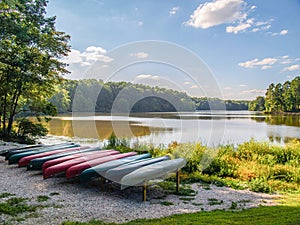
[0,144,44,157]
[18,146,90,167]
[42,149,104,172]
[79,153,151,183]
[43,150,119,179]
[5,144,67,160]
[104,155,170,183]
[66,152,137,179]
[8,143,78,164]
[27,147,100,171]
[120,158,187,189]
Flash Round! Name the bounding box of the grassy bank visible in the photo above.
[138,139,300,193]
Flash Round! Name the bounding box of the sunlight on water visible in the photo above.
[43,111,300,146]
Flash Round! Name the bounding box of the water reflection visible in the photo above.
[46,112,300,146]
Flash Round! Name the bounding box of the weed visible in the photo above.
[159,201,174,206]
[229,201,238,210]
[49,192,60,196]
[179,197,195,201]
[37,195,50,202]
[208,198,223,205]
[0,192,15,198]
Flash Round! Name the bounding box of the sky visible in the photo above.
[46,0,300,100]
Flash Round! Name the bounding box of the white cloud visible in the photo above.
[130,52,149,59]
[185,0,246,29]
[239,84,247,87]
[238,57,278,69]
[282,64,300,72]
[138,21,143,26]
[86,46,106,54]
[185,1,277,35]
[241,89,266,94]
[62,49,82,64]
[136,74,160,80]
[226,21,251,34]
[261,65,272,70]
[190,85,199,89]
[224,86,232,90]
[170,7,179,16]
[184,81,191,85]
[63,46,113,67]
[271,29,288,36]
[280,29,288,35]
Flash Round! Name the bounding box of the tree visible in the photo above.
[0,0,70,142]
[249,96,265,111]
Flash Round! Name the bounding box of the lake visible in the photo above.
[43,111,300,147]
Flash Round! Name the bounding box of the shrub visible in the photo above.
[249,177,272,193]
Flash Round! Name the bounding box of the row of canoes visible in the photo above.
[0,143,187,189]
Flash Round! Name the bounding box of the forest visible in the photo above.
[249,76,300,113]
[49,79,250,114]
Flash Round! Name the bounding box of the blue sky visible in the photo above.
[47,0,300,100]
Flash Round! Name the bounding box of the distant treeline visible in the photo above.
[49,79,250,113]
[249,76,300,113]
[49,79,195,113]
[192,97,249,110]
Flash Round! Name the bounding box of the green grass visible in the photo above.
[61,203,300,225]
[37,195,50,202]
[0,197,38,216]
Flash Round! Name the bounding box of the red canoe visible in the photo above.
[43,150,119,179]
[65,152,137,179]
[42,150,105,172]
[18,146,89,167]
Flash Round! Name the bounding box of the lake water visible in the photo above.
[43,111,300,147]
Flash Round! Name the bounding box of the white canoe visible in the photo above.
[120,158,187,189]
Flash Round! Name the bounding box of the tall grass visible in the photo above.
[146,139,300,193]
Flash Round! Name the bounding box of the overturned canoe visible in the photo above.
[27,147,99,171]
[66,152,137,179]
[8,143,79,165]
[120,158,187,189]
[43,150,119,179]
[42,150,104,172]
[18,146,90,167]
[0,144,44,158]
[104,155,170,183]
[79,153,151,183]
[5,143,69,160]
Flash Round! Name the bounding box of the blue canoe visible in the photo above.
[79,153,151,183]
[104,155,171,184]
[120,158,187,189]
[1,144,45,158]
[8,143,79,165]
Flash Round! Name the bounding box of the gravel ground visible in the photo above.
[0,144,280,225]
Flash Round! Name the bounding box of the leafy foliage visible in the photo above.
[0,0,70,143]
[251,76,300,112]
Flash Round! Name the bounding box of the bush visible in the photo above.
[16,119,48,144]
[249,177,272,193]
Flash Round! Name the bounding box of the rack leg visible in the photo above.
[143,184,147,202]
[100,177,105,191]
[176,171,180,193]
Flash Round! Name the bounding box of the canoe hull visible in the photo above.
[66,152,137,179]
[79,153,151,183]
[43,150,119,179]
[120,158,187,189]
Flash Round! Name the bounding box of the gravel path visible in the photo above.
[0,144,279,225]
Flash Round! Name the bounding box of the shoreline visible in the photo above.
[0,144,279,225]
